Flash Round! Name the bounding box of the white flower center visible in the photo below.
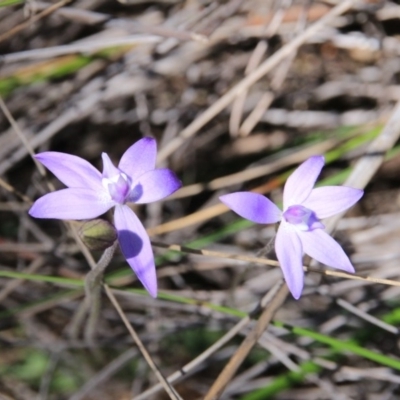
[102,172,131,204]
[283,205,324,231]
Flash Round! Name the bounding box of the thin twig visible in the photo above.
[0,90,103,175]
[336,298,398,334]
[326,99,400,231]
[231,0,291,137]
[38,351,61,400]
[0,177,31,203]
[1,35,163,63]
[204,282,289,400]
[239,92,273,137]
[0,0,73,44]
[133,281,285,400]
[168,134,339,200]
[104,285,183,400]
[0,96,46,176]
[70,349,138,400]
[30,1,208,43]
[151,241,400,288]
[157,0,357,163]
[0,257,44,302]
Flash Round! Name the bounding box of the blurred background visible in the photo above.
[1,0,400,399]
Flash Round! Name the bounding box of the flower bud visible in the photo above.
[78,219,117,251]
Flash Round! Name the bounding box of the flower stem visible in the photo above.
[84,241,118,346]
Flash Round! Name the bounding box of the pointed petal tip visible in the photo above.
[343,186,364,199]
[141,136,156,145]
[351,188,364,205]
[34,151,54,160]
[28,204,44,219]
[28,204,39,218]
[343,263,355,274]
[147,285,158,298]
[219,194,230,203]
[355,188,364,198]
[291,288,302,300]
[310,155,325,163]
[139,275,158,298]
[139,274,158,297]
[284,271,304,300]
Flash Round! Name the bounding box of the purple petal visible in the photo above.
[29,188,113,220]
[118,137,157,182]
[114,205,157,297]
[102,153,120,179]
[275,220,304,299]
[219,192,281,224]
[35,152,102,191]
[129,169,181,204]
[298,229,355,273]
[283,156,325,208]
[302,186,363,219]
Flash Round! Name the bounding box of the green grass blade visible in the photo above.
[275,322,400,370]
[0,270,83,286]
[0,0,23,7]
[240,361,321,400]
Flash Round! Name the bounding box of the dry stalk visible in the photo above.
[0,0,73,44]
[204,282,289,400]
[157,0,358,163]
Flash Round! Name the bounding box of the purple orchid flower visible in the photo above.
[29,137,181,298]
[220,156,363,299]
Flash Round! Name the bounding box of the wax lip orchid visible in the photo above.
[220,156,363,299]
[29,137,181,298]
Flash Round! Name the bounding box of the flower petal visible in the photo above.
[114,205,157,297]
[129,169,181,204]
[298,228,355,273]
[118,137,157,182]
[275,220,304,299]
[35,152,102,190]
[302,186,363,219]
[220,192,281,224]
[102,153,120,179]
[29,188,113,220]
[283,156,325,208]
